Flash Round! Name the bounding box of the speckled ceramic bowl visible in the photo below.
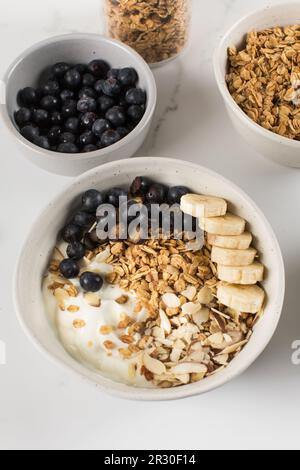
[14,157,285,400]
[2,34,157,176]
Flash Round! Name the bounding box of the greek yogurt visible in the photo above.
[43,244,151,387]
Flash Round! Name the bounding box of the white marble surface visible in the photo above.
[0,0,300,450]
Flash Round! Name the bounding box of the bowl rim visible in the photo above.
[213,1,300,149]
[1,33,157,160]
[13,157,286,401]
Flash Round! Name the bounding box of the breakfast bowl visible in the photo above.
[214,2,300,168]
[14,157,285,400]
[1,34,157,176]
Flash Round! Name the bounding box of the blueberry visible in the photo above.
[92,119,111,137]
[130,177,152,197]
[72,211,96,228]
[83,144,98,152]
[119,68,138,86]
[65,117,80,133]
[101,129,121,147]
[40,95,60,111]
[94,80,105,95]
[59,259,80,279]
[60,89,75,102]
[82,189,106,213]
[57,143,79,153]
[78,87,97,100]
[101,78,121,97]
[88,60,110,79]
[61,100,77,118]
[14,108,32,127]
[62,223,84,243]
[78,131,95,147]
[84,231,100,250]
[127,104,145,122]
[107,69,120,80]
[82,73,96,87]
[146,183,167,204]
[41,80,60,96]
[64,69,82,89]
[105,106,126,127]
[106,187,127,207]
[48,126,62,145]
[20,125,39,142]
[118,96,128,108]
[77,97,97,113]
[80,112,97,130]
[117,126,130,138]
[125,88,146,105]
[167,186,190,205]
[97,95,115,113]
[17,87,39,107]
[80,271,103,292]
[33,135,51,150]
[67,241,86,261]
[32,109,50,127]
[59,132,76,144]
[52,62,70,78]
[50,111,63,126]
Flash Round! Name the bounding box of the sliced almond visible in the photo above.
[143,353,166,375]
[175,374,190,384]
[214,354,229,365]
[171,363,208,375]
[181,302,202,316]
[219,340,248,355]
[197,286,214,305]
[192,307,210,328]
[181,285,197,301]
[159,309,172,335]
[95,247,111,263]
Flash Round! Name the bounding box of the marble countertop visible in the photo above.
[0,0,300,450]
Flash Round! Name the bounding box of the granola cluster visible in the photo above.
[105,0,191,64]
[226,25,300,140]
[81,236,256,388]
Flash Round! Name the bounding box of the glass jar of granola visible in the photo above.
[104,0,191,66]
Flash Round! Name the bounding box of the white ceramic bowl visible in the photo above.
[214,2,300,168]
[14,157,285,400]
[1,34,157,176]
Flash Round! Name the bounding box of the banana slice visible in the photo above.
[211,246,257,266]
[207,232,252,250]
[199,213,246,236]
[217,283,265,313]
[217,263,264,285]
[180,194,227,218]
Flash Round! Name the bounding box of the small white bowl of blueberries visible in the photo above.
[2,33,157,176]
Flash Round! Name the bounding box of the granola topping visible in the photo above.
[227,25,300,140]
[105,0,191,64]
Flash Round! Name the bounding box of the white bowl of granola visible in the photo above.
[214,3,300,168]
[14,157,285,400]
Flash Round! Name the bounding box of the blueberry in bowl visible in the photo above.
[14,60,146,153]
[2,34,157,175]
